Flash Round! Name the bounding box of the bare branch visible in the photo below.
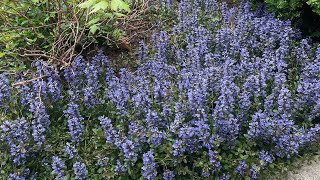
[12,75,47,87]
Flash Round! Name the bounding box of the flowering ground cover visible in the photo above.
[1,0,320,179]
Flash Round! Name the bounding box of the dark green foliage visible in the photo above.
[264,0,303,18]
[254,0,320,41]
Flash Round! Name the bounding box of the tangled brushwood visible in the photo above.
[1,1,320,179]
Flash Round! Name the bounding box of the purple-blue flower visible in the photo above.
[1,117,30,165]
[73,161,88,180]
[142,151,158,180]
[52,156,65,179]
[64,103,84,145]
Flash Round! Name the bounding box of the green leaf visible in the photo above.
[307,0,318,5]
[50,12,56,17]
[0,52,6,58]
[20,20,29,25]
[114,12,126,17]
[27,38,37,43]
[37,33,45,39]
[89,24,100,34]
[104,12,114,18]
[91,1,109,13]
[110,0,130,12]
[79,0,97,9]
[270,163,275,168]
[97,168,104,173]
[88,17,101,26]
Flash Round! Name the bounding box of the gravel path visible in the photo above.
[287,155,320,180]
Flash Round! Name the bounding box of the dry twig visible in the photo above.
[12,75,47,87]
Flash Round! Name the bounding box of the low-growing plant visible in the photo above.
[1,0,320,179]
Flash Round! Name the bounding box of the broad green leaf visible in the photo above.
[44,16,50,22]
[37,33,45,39]
[21,20,29,25]
[307,0,318,4]
[26,38,37,43]
[97,168,103,173]
[89,23,100,34]
[88,17,100,26]
[103,12,114,18]
[110,0,130,12]
[78,0,97,9]
[32,0,41,3]
[50,12,56,17]
[114,12,126,17]
[0,52,6,58]
[91,1,109,13]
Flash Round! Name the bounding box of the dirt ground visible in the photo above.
[286,155,320,180]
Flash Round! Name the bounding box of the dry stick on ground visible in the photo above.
[20,53,59,62]
[59,9,89,66]
[37,7,89,69]
[67,11,81,64]
[12,75,47,87]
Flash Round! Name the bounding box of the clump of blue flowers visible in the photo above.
[51,156,65,180]
[142,151,158,180]
[1,0,320,179]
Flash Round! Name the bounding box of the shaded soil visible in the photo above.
[76,3,158,72]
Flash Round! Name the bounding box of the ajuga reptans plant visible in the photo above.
[1,1,320,179]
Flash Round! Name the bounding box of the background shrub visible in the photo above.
[254,0,320,41]
[0,0,138,71]
[1,0,320,179]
